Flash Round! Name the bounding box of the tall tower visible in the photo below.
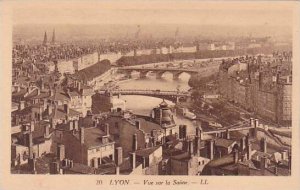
[51,29,56,44]
[43,31,48,45]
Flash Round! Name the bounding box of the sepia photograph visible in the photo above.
[1,0,300,190]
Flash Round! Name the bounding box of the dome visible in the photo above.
[159,100,168,108]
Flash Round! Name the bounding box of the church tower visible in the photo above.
[43,31,48,46]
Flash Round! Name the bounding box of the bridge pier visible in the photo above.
[124,71,132,79]
[156,71,164,79]
[173,72,182,80]
[139,71,148,78]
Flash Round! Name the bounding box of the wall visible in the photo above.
[87,143,115,167]
[62,131,87,165]
[119,121,146,157]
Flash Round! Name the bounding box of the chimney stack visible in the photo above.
[188,140,194,156]
[80,127,85,144]
[195,127,202,156]
[250,118,255,128]
[240,136,246,151]
[260,156,267,175]
[57,144,65,161]
[69,120,73,131]
[116,166,120,175]
[233,150,239,164]
[74,119,79,131]
[135,121,141,130]
[44,124,50,138]
[179,125,187,140]
[115,147,123,166]
[246,133,252,160]
[47,104,53,115]
[161,136,166,145]
[132,134,138,151]
[50,118,56,129]
[93,157,98,168]
[19,101,25,111]
[64,104,69,115]
[43,99,47,111]
[50,89,54,97]
[225,129,230,139]
[77,82,81,92]
[260,137,267,153]
[281,150,288,160]
[28,158,36,174]
[130,152,136,169]
[209,139,214,160]
[105,123,110,136]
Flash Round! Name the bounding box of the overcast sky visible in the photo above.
[13,1,293,27]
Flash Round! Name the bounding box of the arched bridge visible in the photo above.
[118,67,199,79]
[98,89,191,102]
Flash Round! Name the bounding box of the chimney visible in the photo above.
[64,104,69,115]
[50,161,59,174]
[105,123,110,136]
[93,157,98,168]
[19,101,25,111]
[251,118,258,138]
[246,134,252,160]
[70,160,74,168]
[47,104,53,115]
[74,120,79,131]
[57,144,65,161]
[130,152,136,169]
[161,136,166,145]
[28,158,36,174]
[233,150,239,164]
[50,89,54,97]
[179,125,187,140]
[135,120,141,130]
[132,134,138,151]
[43,99,47,111]
[50,118,56,129]
[225,129,230,139]
[44,124,50,137]
[37,88,40,96]
[250,118,255,128]
[69,120,73,131]
[41,78,44,90]
[240,136,246,151]
[80,127,85,144]
[260,156,267,175]
[288,154,291,173]
[281,150,288,160]
[38,106,43,120]
[195,127,201,156]
[77,82,81,92]
[188,140,194,156]
[115,147,123,166]
[260,137,267,153]
[116,166,120,175]
[142,157,146,168]
[209,139,214,160]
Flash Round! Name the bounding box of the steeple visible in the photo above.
[43,31,48,45]
[51,29,55,44]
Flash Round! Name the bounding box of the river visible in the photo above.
[113,72,204,136]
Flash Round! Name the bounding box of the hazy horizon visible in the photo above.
[12,1,293,41]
